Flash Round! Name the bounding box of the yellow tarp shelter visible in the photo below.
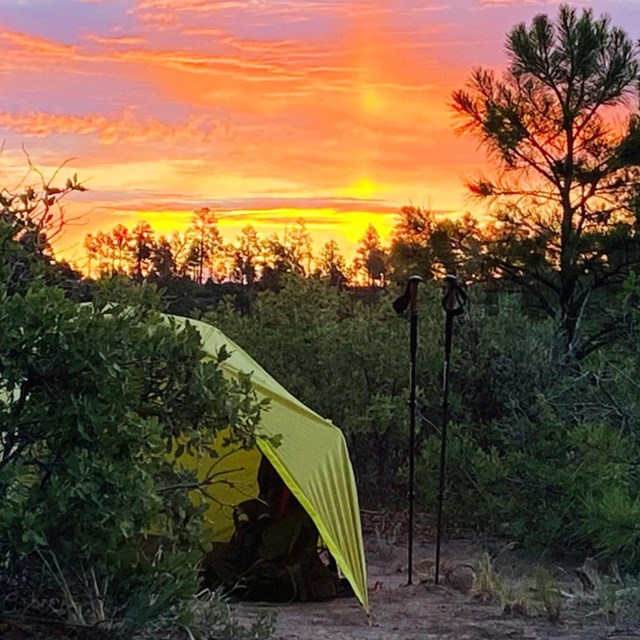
[170,315,369,612]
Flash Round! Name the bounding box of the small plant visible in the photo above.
[500,587,532,617]
[472,553,503,604]
[472,554,566,621]
[597,574,640,630]
[190,589,275,640]
[597,577,617,623]
[531,569,563,623]
[614,581,640,629]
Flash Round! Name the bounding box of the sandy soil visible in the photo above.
[2,523,636,639]
[236,534,636,640]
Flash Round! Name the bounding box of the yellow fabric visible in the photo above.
[174,433,262,544]
[169,315,369,611]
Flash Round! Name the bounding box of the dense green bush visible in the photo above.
[0,275,266,634]
[423,294,640,563]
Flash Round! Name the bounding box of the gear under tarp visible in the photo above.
[169,316,369,612]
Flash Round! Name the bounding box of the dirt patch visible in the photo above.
[1,532,634,639]
[235,536,632,640]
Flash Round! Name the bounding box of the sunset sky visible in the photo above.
[1,0,639,266]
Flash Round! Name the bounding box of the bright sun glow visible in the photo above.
[348,178,377,199]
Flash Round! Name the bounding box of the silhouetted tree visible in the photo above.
[354,224,387,287]
[108,224,131,274]
[84,233,99,279]
[288,218,313,277]
[185,208,223,283]
[92,230,112,275]
[230,225,261,287]
[168,231,190,277]
[317,240,347,287]
[453,5,640,356]
[388,207,437,283]
[150,235,177,281]
[389,207,486,284]
[1,161,85,292]
[130,221,155,280]
[261,221,314,289]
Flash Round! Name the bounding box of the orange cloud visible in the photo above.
[85,34,147,46]
[0,28,107,73]
[0,30,78,58]
[0,111,226,145]
[135,0,251,11]
[132,0,381,16]
[182,27,324,60]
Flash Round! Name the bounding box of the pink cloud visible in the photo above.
[0,30,78,59]
[0,111,226,145]
[85,33,147,45]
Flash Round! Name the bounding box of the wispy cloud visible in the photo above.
[85,33,147,45]
[477,0,556,5]
[0,29,79,60]
[0,110,227,145]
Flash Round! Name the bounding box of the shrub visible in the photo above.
[0,277,266,634]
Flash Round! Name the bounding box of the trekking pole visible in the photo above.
[434,274,467,585]
[393,275,424,586]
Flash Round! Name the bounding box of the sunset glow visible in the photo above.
[1,0,638,267]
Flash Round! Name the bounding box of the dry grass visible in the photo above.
[471,553,503,604]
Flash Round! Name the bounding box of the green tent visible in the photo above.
[170,315,369,611]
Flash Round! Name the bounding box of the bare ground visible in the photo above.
[235,533,637,640]
[2,525,637,639]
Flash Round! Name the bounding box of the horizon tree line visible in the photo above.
[82,209,402,288]
[80,204,492,291]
